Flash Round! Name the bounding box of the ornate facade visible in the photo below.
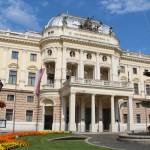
[0,14,150,132]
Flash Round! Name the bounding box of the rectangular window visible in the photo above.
[146,84,150,95]
[149,115,150,123]
[123,114,127,123]
[27,96,34,103]
[7,95,14,101]
[6,109,13,121]
[136,114,141,123]
[120,66,125,73]
[9,70,17,84]
[28,72,35,86]
[11,51,18,59]
[26,110,33,122]
[136,103,140,108]
[134,83,139,94]
[133,68,137,74]
[30,54,37,61]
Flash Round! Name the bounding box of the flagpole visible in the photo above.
[36,94,40,131]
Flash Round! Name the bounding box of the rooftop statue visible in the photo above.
[80,17,102,32]
[62,16,68,27]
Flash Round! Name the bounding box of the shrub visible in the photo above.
[0,100,6,108]
[147,125,150,131]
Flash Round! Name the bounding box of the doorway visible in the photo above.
[85,108,91,131]
[103,108,110,131]
[44,106,53,130]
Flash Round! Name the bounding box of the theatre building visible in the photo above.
[0,14,150,132]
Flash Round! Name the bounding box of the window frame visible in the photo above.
[133,68,137,74]
[123,114,128,123]
[136,114,141,123]
[11,51,18,59]
[8,70,17,84]
[120,66,125,73]
[26,110,33,122]
[134,83,139,95]
[28,72,36,86]
[30,53,37,61]
[7,94,14,101]
[27,96,34,103]
[6,109,13,121]
[146,84,150,95]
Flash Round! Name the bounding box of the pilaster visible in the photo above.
[79,49,84,79]
[61,96,66,131]
[62,47,67,83]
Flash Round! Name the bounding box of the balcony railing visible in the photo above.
[63,77,131,88]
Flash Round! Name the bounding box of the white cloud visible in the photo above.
[0,0,41,31]
[100,0,150,14]
[41,1,49,7]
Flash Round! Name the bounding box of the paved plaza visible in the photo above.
[83,133,150,150]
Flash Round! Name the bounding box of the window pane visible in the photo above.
[11,51,18,59]
[7,95,14,101]
[28,72,35,86]
[121,66,125,73]
[134,83,139,94]
[136,114,141,123]
[9,71,17,84]
[6,109,13,121]
[30,54,37,61]
[133,68,137,74]
[124,114,127,123]
[146,85,150,95]
[136,103,140,108]
[26,110,33,122]
[27,96,34,103]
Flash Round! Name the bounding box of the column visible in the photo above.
[110,95,116,132]
[69,93,76,131]
[61,96,66,131]
[127,96,134,131]
[111,55,118,81]
[19,50,27,89]
[78,98,85,132]
[115,99,119,132]
[96,53,100,80]
[1,47,8,83]
[55,47,61,88]
[90,94,97,132]
[62,47,67,83]
[98,98,103,132]
[79,50,84,79]
[41,51,47,87]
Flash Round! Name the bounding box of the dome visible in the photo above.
[45,13,112,35]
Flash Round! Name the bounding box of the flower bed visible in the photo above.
[0,131,69,150]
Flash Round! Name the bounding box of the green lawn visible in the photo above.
[16,134,112,150]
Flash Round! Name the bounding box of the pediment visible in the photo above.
[27,65,38,70]
[132,78,140,82]
[8,63,19,69]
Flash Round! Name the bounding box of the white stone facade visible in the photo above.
[0,14,150,132]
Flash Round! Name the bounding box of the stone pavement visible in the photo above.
[82,133,150,150]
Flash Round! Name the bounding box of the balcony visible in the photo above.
[63,76,132,89]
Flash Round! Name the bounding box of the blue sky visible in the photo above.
[0,0,150,55]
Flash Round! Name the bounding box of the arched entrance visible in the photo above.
[41,99,54,130]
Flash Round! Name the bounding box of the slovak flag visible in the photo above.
[34,68,45,96]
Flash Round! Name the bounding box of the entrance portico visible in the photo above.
[60,91,134,132]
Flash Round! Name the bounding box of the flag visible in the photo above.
[34,68,45,96]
